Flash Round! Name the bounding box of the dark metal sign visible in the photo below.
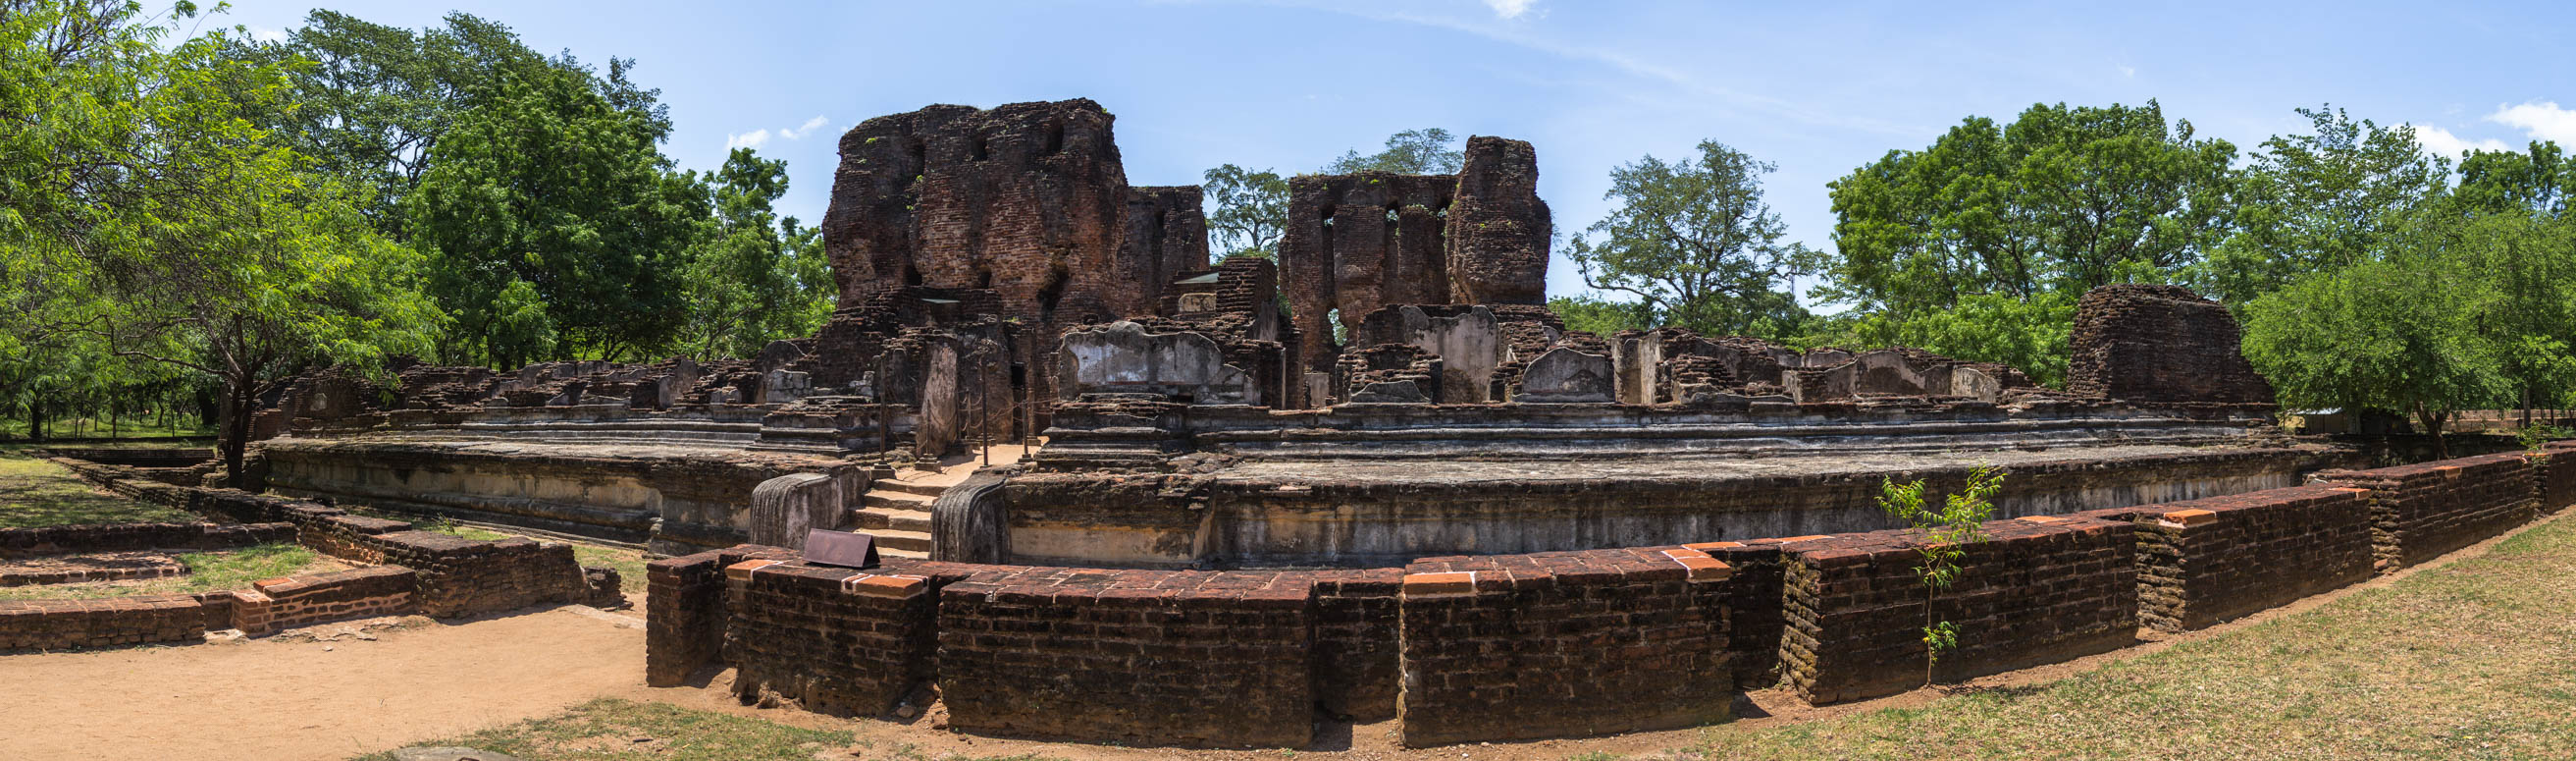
[803,529,881,570]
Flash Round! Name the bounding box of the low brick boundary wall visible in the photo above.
[0,521,294,560]
[1396,547,1734,746]
[253,566,418,629]
[938,568,1316,747]
[0,565,418,651]
[1783,516,2138,705]
[2318,453,2538,571]
[640,448,2576,746]
[53,458,614,618]
[726,558,940,718]
[2126,486,2375,630]
[0,595,207,651]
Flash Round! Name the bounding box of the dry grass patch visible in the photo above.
[1675,511,2576,760]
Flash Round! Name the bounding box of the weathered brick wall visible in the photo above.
[252,565,419,630]
[1310,568,1402,722]
[1782,516,2137,705]
[2127,485,2374,630]
[0,520,292,560]
[1395,547,1732,747]
[937,567,1315,747]
[0,595,205,651]
[55,458,605,619]
[1695,540,1793,689]
[2067,284,2274,405]
[646,549,737,686]
[1444,136,1550,306]
[725,559,940,716]
[2319,453,2537,571]
[2537,446,2576,511]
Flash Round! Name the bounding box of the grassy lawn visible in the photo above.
[348,698,854,761]
[424,520,649,595]
[0,455,201,527]
[0,543,344,600]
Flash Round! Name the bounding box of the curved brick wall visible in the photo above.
[649,449,2572,748]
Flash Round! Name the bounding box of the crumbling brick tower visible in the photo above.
[817,99,1207,409]
[1279,136,1552,387]
[2067,284,2275,405]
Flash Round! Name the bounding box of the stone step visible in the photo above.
[852,508,933,533]
[872,479,951,498]
[878,546,928,560]
[867,528,933,552]
[863,491,936,510]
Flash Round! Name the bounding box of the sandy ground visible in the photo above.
[0,606,647,761]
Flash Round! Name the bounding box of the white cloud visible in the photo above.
[2410,124,2511,159]
[245,26,288,43]
[780,115,831,139]
[2117,65,2136,79]
[724,129,771,150]
[2487,101,2576,145]
[1482,0,1535,19]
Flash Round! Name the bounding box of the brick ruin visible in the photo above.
[157,97,2576,748]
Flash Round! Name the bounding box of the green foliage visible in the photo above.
[1569,140,1813,339]
[2516,422,2571,453]
[1839,291,2077,387]
[2239,229,2509,447]
[676,147,833,358]
[2452,140,2569,217]
[1203,163,1288,259]
[1548,295,1656,337]
[1879,465,2004,682]
[406,67,705,363]
[2,0,439,478]
[1817,101,2233,313]
[2192,106,2448,305]
[1327,128,1463,175]
[1814,101,2230,381]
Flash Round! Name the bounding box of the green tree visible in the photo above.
[1813,101,2233,383]
[1202,163,1288,259]
[2453,141,2569,218]
[1568,140,1813,338]
[2193,106,2448,305]
[2442,212,2576,424]
[2,0,438,477]
[221,11,555,232]
[2240,238,2506,456]
[1327,128,1463,175]
[678,147,833,358]
[1878,465,2005,685]
[406,68,707,364]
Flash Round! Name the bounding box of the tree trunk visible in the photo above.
[220,382,251,487]
[26,398,42,443]
[2417,404,2450,460]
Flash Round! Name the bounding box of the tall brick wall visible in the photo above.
[2319,453,2539,571]
[2067,284,2274,405]
[1443,136,1550,306]
[2125,485,2375,630]
[1396,547,1731,747]
[1782,516,2137,705]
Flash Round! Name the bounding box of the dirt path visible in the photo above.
[0,606,646,761]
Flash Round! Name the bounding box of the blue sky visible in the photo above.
[214,0,2576,303]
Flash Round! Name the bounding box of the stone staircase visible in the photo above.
[853,474,943,559]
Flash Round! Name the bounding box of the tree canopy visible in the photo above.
[1568,140,1813,339]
